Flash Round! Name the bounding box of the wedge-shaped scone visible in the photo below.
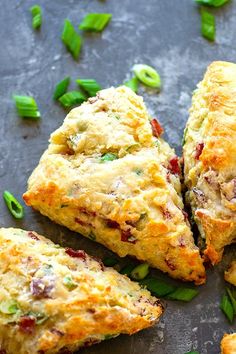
[221,333,236,354]
[183,61,236,264]
[0,227,162,354]
[225,261,236,286]
[23,86,205,284]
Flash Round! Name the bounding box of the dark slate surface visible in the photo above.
[0,0,235,353]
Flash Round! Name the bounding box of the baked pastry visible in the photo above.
[221,333,236,354]
[225,261,236,286]
[183,61,236,264]
[0,227,162,354]
[23,86,205,284]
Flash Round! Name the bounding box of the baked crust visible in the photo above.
[225,261,236,286]
[0,227,162,354]
[221,333,236,354]
[24,86,205,284]
[183,61,236,264]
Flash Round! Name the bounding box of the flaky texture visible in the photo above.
[221,333,236,354]
[225,261,236,286]
[183,61,236,264]
[0,227,162,354]
[24,86,205,284]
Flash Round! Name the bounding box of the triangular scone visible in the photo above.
[0,228,162,354]
[225,261,236,286]
[221,334,236,354]
[183,61,236,264]
[23,86,205,284]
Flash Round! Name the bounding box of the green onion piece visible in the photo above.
[13,95,40,119]
[130,263,149,280]
[120,264,136,276]
[62,19,82,60]
[140,277,176,297]
[59,91,86,108]
[103,257,119,267]
[63,275,78,290]
[220,293,234,323]
[0,300,19,314]
[201,9,215,41]
[166,288,199,302]
[53,77,70,100]
[30,5,42,30]
[28,311,48,324]
[226,288,236,314]
[79,13,112,32]
[3,191,24,219]
[76,79,101,97]
[124,77,139,93]
[184,351,200,354]
[100,153,118,162]
[195,0,229,7]
[133,64,161,89]
[182,127,188,146]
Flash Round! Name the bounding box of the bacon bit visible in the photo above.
[165,259,177,271]
[195,142,204,160]
[65,248,86,260]
[178,236,186,247]
[161,208,172,219]
[192,187,206,205]
[74,217,87,226]
[0,350,6,354]
[19,316,36,334]
[28,231,39,241]
[150,119,163,138]
[121,229,136,244]
[182,210,189,222]
[167,156,181,175]
[106,220,120,228]
[30,278,53,299]
[91,256,105,271]
[83,339,101,348]
[166,171,171,183]
[50,329,64,337]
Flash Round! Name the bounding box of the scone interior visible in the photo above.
[23,86,205,284]
[221,333,236,354]
[183,61,236,264]
[0,227,162,354]
[225,261,236,286]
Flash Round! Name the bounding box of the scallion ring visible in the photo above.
[3,191,24,219]
[133,64,161,89]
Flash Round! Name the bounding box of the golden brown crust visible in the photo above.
[183,61,236,264]
[221,333,236,354]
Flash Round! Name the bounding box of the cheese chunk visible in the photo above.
[221,333,236,354]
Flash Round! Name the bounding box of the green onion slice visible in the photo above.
[76,79,101,97]
[3,191,24,219]
[133,64,161,89]
[30,5,42,30]
[103,257,119,267]
[195,0,229,7]
[59,91,86,108]
[184,351,200,354]
[62,19,82,60]
[124,77,139,93]
[220,293,234,323]
[53,77,70,100]
[166,288,199,302]
[120,264,136,276]
[201,9,215,41]
[0,300,19,314]
[140,277,176,297]
[13,95,40,119]
[130,263,149,280]
[28,311,48,324]
[100,153,118,162]
[63,275,78,290]
[79,13,112,32]
[226,288,236,314]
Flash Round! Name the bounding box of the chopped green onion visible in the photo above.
[130,263,149,280]
[140,278,176,297]
[166,288,199,302]
[182,127,188,146]
[62,19,82,60]
[195,0,229,6]
[201,9,215,41]
[13,95,40,119]
[3,191,24,219]
[59,91,86,108]
[100,153,118,162]
[226,288,236,314]
[79,13,112,32]
[0,300,19,314]
[63,275,78,290]
[120,264,136,276]
[220,293,234,323]
[103,257,119,267]
[133,64,161,89]
[76,79,101,97]
[30,5,42,30]
[28,311,48,324]
[53,77,70,100]
[184,351,200,354]
[124,77,139,93]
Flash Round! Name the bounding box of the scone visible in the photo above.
[0,227,162,354]
[183,61,236,264]
[23,86,205,284]
[225,261,236,286]
[221,333,236,354]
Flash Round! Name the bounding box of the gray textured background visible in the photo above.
[0,0,235,353]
